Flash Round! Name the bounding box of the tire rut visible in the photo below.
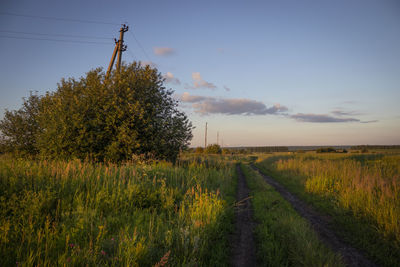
[250,164,377,267]
[231,164,256,267]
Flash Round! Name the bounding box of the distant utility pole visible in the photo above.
[217,131,219,145]
[106,24,129,78]
[205,122,208,148]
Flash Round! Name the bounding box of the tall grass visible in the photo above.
[0,155,235,266]
[256,153,400,266]
[273,155,400,242]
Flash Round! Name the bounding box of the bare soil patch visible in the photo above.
[251,164,377,267]
[231,164,256,267]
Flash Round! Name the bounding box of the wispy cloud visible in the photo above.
[360,120,379,123]
[178,92,376,122]
[185,72,217,90]
[178,92,287,115]
[180,92,211,103]
[163,72,181,85]
[291,113,360,123]
[331,110,362,116]
[153,47,174,56]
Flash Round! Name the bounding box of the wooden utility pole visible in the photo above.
[106,24,129,78]
[205,122,208,148]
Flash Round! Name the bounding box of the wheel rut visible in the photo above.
[250,164,377,267]
[231,164,256,267]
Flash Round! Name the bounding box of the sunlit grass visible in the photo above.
[273,154,400,241]
[0,155,235,266]
[255,152,400,266]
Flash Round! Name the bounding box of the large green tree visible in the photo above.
[1,62,193,162]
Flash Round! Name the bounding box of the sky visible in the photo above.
[1,0,399,147]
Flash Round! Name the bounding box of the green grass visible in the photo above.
[0,155,236,266]
[4,151,396,266]
[240,164,344,267]
[255,153,400,266]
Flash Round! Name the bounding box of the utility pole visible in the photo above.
[205,122,208,148]
[217,131,219,145]
[106,24,129,79]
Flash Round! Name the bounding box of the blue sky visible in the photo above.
[1,0,399,147]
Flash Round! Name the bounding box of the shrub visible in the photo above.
[316,147,336,153]
[195,147,204,154]
[205,144,221,154]
[0,63,193,162]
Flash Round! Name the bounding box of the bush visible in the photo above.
[195,147,204,154]
[222,148,231,155]
[316,147,336,153]
[361,147,369,153]
[0,63,193,162]
[205,144,221,154]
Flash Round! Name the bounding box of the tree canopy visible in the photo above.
[0,62,193,162]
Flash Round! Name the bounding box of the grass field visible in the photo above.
[255,152,400,266]
[0,155,235,266]
[1,151,399,266]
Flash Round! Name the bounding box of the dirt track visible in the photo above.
[231,164,256,267]
[250,164,377,267]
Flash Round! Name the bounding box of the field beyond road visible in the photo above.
[255,151,400,266]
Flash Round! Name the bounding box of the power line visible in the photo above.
[0,35,112,45]
[0,11,120,26]
[0,30,112,40]
[126,47,137,61]
[128,30,152,62]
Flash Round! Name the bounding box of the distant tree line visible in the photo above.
[231,146,289,153]
[316,147,337,153]
[191,145,289,155]
[350,145,400,150]
[316,147,348,153]
[0,63,193,162]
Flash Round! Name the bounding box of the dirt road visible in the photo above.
[250,164,377,267]
[231,164,256,267]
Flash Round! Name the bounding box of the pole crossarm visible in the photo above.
[106,24,129,79]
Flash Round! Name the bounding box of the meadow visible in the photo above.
[1,151,399,266]
[255,151,400,266]
[0,155,236,266]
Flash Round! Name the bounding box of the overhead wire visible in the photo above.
[126,47,137,62]
[0,35,112,45]
[1,12,156,66]
[0,30,112,40]
[128,30,152,63]
[0,11,120,26]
